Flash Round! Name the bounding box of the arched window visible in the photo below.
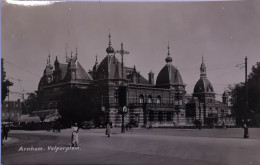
[156,96,161,104]
[139,94,144,104]
[148,95,152,104]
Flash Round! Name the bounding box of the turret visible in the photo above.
[148,70,154,85]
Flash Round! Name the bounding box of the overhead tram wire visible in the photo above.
[4,59,41,78]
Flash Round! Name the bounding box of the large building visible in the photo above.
[37,32,234,127]
[185,57,235,126]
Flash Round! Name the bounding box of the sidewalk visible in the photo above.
[2,137,20,145]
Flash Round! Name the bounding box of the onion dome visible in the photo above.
[156,42,184,86]
[193,78,214,93]
[165,42,172,63]
[193,56,214,94]
[106,31,114,54]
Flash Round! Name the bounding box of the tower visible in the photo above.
[148,71,154,85]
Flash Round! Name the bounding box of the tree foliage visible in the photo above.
[22,92,39,114]
[57,87,101,126]
[1,58,13,102]
[229,62,260,126]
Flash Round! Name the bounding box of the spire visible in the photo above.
[165,41,172,63]
[106,29,115,54]
[167,41,170,56]
[55,56,58,63]
[47,50,51,65]
[95,54,98,64]
[200,53,206,78]
[75,47,78,60]
[109,28,111,46]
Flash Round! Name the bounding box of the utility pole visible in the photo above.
[115,42,129,83]
[8,85,10,128]
[236,56,249,138]
[244,56,249,138]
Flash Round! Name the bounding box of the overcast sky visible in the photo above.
[2,0,260,101]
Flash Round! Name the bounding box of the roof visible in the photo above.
[76,62,93,81]
[193,77,214,94]
[156,63,184,86]
[96,55,127,80]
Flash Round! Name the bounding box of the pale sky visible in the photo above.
[2,0,260,101]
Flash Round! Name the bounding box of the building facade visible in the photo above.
[2,100,22,122]
[185,57,235,126]
[37,32,234,127]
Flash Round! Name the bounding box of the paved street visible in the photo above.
[2,128,260,165]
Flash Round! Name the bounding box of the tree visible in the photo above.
[1,58,13,102]
[229,62,260,126]
[57,87,101,126]
[22,92,39,114]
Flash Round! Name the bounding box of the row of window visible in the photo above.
[2,113,19,117]
[139,95,182,105]
[148,111,178,122]
[3,103,20,108]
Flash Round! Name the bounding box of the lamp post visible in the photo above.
[117,85,128,133]
[143,100,147,127]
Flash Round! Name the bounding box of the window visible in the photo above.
[11,113,14,117]
[156,96,161,104]
[147,95,152,104]
[6,104,8,108]
[139,94,144,103]
[2,113,5,117]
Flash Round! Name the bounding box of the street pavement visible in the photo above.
[1,128,260,165]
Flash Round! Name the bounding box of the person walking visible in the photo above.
[3,124,9,140]
[106,123,111,137]
[71,123,79,147]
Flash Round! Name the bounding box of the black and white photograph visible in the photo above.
[1,0,260,164]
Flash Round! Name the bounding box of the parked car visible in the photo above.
[81,121,95,129]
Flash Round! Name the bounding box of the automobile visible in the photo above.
[81,121,95,129]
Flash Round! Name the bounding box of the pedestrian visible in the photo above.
[1,125,3,145]
[57,121,61,133]
[71,123,79,147]
[106,123,111,137]
[222,121,226,129]
[3,124,9,140]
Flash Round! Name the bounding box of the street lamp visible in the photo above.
[142,98,147,127]
[117,85,128,133]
